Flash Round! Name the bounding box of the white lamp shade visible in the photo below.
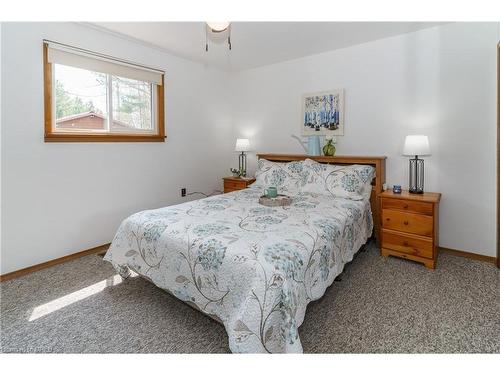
[403,135,431,156]
[235,138,250,152]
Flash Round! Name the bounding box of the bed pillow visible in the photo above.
[254,159,310,193]
[302,159,375,200]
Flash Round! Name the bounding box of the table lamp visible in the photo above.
[235,138,250,177]
[403,135,431,194]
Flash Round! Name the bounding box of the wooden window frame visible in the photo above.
[43,43,165,142]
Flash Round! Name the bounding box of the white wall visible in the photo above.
[0,23,3,268]
[1,23,233,274]
[230,23,499,257]
[1,22,498,274]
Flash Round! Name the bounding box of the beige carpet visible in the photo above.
[1,242,499,353]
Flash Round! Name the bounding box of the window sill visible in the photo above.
[44,133,166,142]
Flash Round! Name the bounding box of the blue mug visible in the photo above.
[265,187,278,198]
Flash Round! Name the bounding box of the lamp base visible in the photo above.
[238,152,247,177]
[408,156,425,195]
[409,188,424,194]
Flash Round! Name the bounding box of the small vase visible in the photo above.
[323,140,336,156]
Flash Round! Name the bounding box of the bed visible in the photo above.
[104,154,386,353]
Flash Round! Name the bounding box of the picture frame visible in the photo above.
[301,89,344,136]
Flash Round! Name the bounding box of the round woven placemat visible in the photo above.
[259,194,292,207]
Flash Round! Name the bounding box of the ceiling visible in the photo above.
[91,22,445,71]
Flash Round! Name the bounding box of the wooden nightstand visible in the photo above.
[223,177,256,193]
[379,190,441,269]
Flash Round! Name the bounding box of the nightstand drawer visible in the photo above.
[382,209,433,237]
[223,177,256,194]
[381,198,433,216]
[224,180,247,189]
[381,229,433,259]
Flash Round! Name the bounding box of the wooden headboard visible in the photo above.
[257,154,387,245]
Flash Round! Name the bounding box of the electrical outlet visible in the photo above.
[181,188,186,197]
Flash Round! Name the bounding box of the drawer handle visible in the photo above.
[403,204,409,209]
[404,220,409,225]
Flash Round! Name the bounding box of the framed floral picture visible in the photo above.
[301,89,344,136]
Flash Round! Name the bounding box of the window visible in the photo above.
[43,41,165,142]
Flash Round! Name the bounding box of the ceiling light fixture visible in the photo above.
[206,22,230,32]
[205,22,231,51]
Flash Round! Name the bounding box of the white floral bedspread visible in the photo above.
[104,186,373,353]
